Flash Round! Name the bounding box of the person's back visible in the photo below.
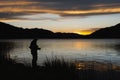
[29,39,40,68]
[29,39,39,54]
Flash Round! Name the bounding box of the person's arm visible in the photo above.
[38,47,41,50]
[37,45,41,50]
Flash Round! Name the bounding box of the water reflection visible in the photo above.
[75,61,120,71]
[0,39,120,66]
[73,40,94,50]
[0,41,14,60]
[94,42,120,54]
[113,44,120,53]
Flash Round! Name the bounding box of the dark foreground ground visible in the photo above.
[0,57,120,80]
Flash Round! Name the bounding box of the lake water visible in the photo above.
[0,39,120,66]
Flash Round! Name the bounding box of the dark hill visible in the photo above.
[0,22,120,39]
[0,22,54,39]
[0,22,84,39]
[90,23,120,38]
[54,32,83,39]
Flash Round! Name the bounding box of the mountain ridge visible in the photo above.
[0,22,120,39]
[90,23,120,38]
[0,22,84,39]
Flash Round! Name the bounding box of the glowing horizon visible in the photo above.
[74,31,95,35]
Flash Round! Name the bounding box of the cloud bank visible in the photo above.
[0,0,120,20]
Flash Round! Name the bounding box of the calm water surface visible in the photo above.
[0,39,120,66]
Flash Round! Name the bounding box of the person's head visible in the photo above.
[33,38,38,42]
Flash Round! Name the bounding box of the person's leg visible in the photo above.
[32,52,37,68]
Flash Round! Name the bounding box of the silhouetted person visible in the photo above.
[29,39,41,68]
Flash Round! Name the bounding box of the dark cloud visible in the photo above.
[32,0,120,10]
[0,0,120,20]
[0,12,30,20]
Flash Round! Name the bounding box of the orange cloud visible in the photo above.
[62,7,120,15]
[0,6,120,16]
[0,1,38,6]
[0,0,120,20]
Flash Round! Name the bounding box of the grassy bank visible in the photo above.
[0,56,120,80]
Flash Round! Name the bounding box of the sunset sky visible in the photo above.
[0,0,120,35]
